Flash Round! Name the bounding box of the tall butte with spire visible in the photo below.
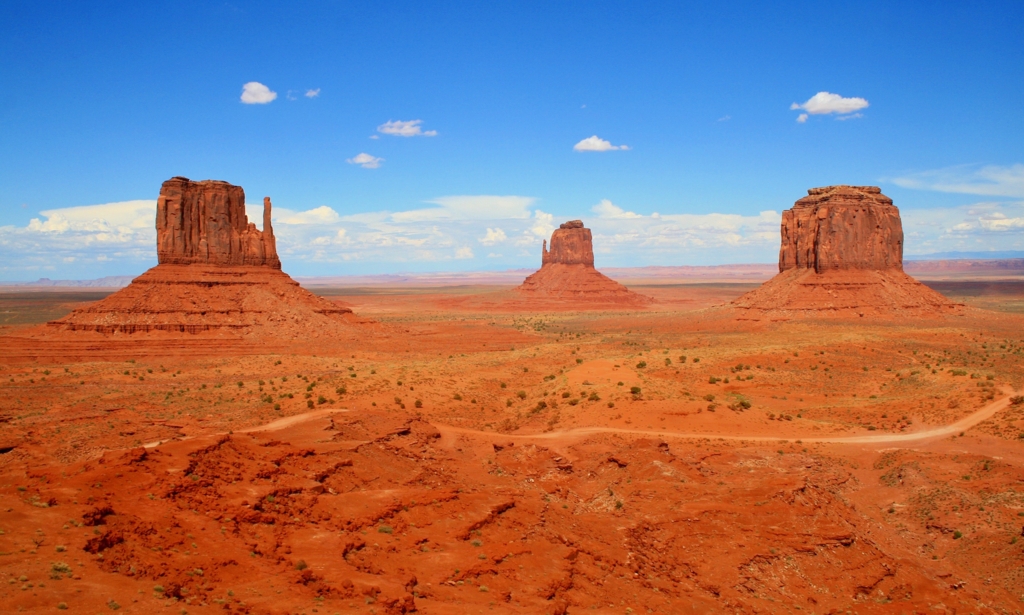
[515,220,651,305]
[47,177,359,341]
[732,185,961,317]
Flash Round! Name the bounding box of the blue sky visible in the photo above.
[1,1,1022,279]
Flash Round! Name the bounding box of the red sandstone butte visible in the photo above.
[733,185,961,317]
[157,176,281,268]
[517,220,652,305]
[45,177,360,340]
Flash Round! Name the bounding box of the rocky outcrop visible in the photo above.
[516,220,651,306]
[156,177,280,268]
[542,220,595,266]
[733,186,961,318]
[779,186,903,273]
[44,177,365,341]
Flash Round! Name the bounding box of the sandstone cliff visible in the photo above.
[156,177,281,268]
[542,220,595,266]
[779,186,902,273]
[733,186,960,317]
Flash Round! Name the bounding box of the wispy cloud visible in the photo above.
[377,119,438,137]
[892,163,1024,198]
[305,88,320,98]
[592,199,643,219]
[240,81,277,104]
[573,135,630,152]
[790,91,868,121]
[346,153,384,169]
[391,196,535,223]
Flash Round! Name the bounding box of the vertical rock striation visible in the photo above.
[778,186,903,273]
[732,186,960,317]
[542,220,595,266]
[156,177,281,269]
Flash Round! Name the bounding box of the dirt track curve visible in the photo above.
[147,391,1017,449]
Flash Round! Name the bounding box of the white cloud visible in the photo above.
[892,164,1024,198]
[391,196,535,223]
[346,153,383,169]
[487,252,502,258]
[479,227,507,245]
[240,82,277,104]
[455,247,474,259]
[573,135,630,152]
[305,88,320,98]
[274,205,341,225]
[790,92,868,120]
[592,199,642,219]
[377,119,437,137]
[369,135,379,140]
[529,210,554,238]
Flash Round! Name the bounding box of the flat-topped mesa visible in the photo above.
[731,185,961,317]
[542,220,595,267]
[779,185,902,273]
[156,176,281,269]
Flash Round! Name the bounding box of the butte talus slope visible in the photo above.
[732,185,961,317]
[515,220,652,306]
[45,177,359,341]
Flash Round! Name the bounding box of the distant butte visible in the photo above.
[732,185,962,317]
[46,177,363,340]
[515,220,652,305]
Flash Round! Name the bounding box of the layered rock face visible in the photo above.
[46,177,361,341]
[733,186,960,317]
[517,220,651,306]
[779,186,902,273]
[156,177,280,268]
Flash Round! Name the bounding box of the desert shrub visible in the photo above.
[317,395,327,405]
[562,392,570,398]
[636,361,647,369]
[273,403,281,411]
[630,386,641,396]
[588,392,600,402]
[576,358,583,364]
[237,381,244,388]
[394,396,402,404]
[516,391,527,400]
[1010,395,1024,406]
[453,393,463,401]
[535,401,548,411]
[568,399,579,406]
[664,358,672,366]
[708,376,721,384]
[306,400,314,409]
[607,402,614,408]
[415,400,422,408]
[692,358,700,363]
[336,386,347,395]
[703,394,715,402]
[679,355,686,363]
[500,382,507,388]
[544,374,556,381]
[378,525,393,534]
[952,530,962,539]
[506,400,513,407]
[295,560,308,570]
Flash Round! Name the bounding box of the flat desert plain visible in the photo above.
[2,278,1024,614]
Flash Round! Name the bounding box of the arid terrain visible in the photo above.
[2,274,1024,615]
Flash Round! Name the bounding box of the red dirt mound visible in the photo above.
[733,186,962,317]
[43,264,357,340]
[516,221,652,306]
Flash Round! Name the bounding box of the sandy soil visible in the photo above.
[2,282,1024,614]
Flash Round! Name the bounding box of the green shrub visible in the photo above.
[630,386,641,396]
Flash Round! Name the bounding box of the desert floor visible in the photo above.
[2,281,1024,614]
